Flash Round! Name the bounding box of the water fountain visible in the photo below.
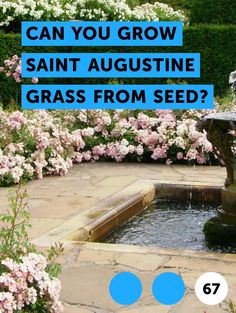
[196,71,236,243]
[196,112,236,222]
[103,72,236,250]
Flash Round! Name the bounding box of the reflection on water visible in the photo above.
[103,199,236,254]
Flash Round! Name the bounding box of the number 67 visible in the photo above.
[203,283,220,295]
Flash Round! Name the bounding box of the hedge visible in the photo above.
[190,0,236,25]
[0,25,236,107]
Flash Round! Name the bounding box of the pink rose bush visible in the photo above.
[0,55,38,84]
[0,187,64,313]
[0,254,63,313]
[0,55,217,186]
[0,108,217,186]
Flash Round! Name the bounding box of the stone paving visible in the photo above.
[0,163,226,242]
[1,163,235,313]
[60,242,236,313]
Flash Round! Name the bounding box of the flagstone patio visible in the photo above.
[1,163,235,313]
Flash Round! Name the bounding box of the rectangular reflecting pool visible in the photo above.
[103,199,236,254]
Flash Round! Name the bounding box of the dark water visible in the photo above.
[103,199,236,254]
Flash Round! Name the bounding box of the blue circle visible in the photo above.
[109,272,142,305]
[152,272,185,305]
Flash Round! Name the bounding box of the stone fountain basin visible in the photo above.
[204,112,236,121]
[66,183,221,243]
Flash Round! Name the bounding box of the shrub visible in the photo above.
[0,0,186,32]
[127,0,192,11]
[0,186,64,312]
[0,55,38,84]
[190,0,236,25]
[0,108,219,186]
[130,2,186,21]
[0,32,21,106]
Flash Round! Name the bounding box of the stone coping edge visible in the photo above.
[66,183,155,242]
[33,181,222,251]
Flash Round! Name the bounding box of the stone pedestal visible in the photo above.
[196,112,236,227]
[218,185,236,225]
[204,186,236,243]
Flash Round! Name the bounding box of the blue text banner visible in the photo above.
[21,21,183,47]
[21,53,200,78]
[21,84,214,110]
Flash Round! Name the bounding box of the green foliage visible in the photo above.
[1,24,236,106]
[21,299,52,313]
[0,31,21,106]
[215,89,235,111]
[182,24,236,99]
[126,0,140,8]
[46,242,64,278]
[0,184,35,262]
[0,172,15,187]
[162,0,192,11]
[190,0,236,25]
[0,184,64,268]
